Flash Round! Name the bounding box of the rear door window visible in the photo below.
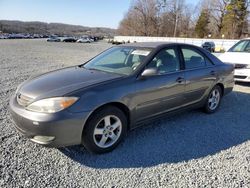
[181,48,206,69]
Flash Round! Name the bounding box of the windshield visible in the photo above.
[83,47,152,75]
[228,40,250,52]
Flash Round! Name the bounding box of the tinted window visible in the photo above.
[229,40,250,52]
[182,48,206,69]
[147,48,180,74]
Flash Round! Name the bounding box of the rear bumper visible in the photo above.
[9,95,91,147]
[234,69,250,82]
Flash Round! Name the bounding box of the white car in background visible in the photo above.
[219,39,250,82]
[76,38,91,43]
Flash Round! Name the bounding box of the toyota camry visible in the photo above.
[9,42,234,153]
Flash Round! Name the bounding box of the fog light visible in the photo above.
[31,135,55,144]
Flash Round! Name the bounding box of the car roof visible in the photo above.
[120,42,194,48]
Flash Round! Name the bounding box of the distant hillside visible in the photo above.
[0,20,116,36]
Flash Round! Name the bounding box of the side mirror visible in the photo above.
[140,68,158,78]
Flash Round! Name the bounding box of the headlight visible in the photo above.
[26,97,79,113]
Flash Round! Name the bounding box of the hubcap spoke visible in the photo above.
[212,90,216,97]
[104,116,111,127]
[212,102,216,108]
[99,135,108,146]
[94,128,104,135]
[109,132,117,140]
[208,98,213,103]
[111,121,120,130]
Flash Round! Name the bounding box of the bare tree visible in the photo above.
[118,0,197,37]
[118,0,159,36]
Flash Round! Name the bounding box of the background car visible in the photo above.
[62,37,77,42]
[8,34,25,39]
[76,38,91,43]
[9,42,234,154]
[219,38,250,82]
[47,36,61,42]
[202,42,215,52]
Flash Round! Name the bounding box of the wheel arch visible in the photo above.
[83,102,131,132]
[216,83,224,96]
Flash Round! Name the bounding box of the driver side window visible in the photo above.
[147,48,180,74]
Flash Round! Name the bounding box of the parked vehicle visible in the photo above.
[219,38,250,82]
[9,42,234,153]
[112,40,125,45]
[47,37,61,42]
[202,42,215,52]
[76,38,91,43]
[8,34,25,39]
[62,37,77,42]
[0,35,8,39]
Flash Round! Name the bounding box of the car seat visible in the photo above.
[156,52,177,73]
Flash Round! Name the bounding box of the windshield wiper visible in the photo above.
[78,65,97,71]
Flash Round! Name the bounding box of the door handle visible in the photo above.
[210,70,216,75]
[176,77,185,83]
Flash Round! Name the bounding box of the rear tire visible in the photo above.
[82,106,127,154]
[204,85,222,114]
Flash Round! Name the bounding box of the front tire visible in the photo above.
[204,85,222,113]
[82,106,127,154]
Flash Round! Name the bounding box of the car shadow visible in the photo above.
[60,90,250,169]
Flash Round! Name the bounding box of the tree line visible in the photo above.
[117,0,250,39]
[0,20,115,37]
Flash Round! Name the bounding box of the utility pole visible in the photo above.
[173,0,179,37]
[173,14,178,37]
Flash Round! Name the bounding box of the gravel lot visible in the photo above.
[1,39,250,188]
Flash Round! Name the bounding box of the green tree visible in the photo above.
[195,9,210,38]
[221,0,248,39]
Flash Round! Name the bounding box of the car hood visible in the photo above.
[218,52,250,65]
[18,66,122,100]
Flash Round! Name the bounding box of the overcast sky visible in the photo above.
[0,0,199,29]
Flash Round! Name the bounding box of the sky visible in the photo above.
[0,0,199,29]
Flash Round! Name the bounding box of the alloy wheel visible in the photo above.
[93,115,122,148]
[208,88,221,111]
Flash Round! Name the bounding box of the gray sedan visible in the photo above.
[9,42,234,153]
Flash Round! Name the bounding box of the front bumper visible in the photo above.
[9,95,91,147]
[234,69,250,82]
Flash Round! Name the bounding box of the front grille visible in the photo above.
[234,64,247,69]
[234,75,247,79]
[16,93,33,107]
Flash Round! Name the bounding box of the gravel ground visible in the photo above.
[1,39,250,188]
